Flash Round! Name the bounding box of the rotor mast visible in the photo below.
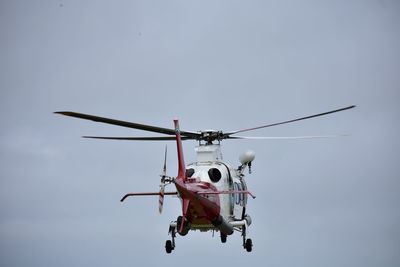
[195,144,223,162]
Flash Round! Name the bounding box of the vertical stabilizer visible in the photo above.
[174,119,186,180]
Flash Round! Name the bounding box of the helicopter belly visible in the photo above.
[186,195,220,225]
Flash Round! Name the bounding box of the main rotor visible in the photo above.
[197,130,223,144]
[54,105,355,145]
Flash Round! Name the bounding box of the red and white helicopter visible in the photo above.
[55,105,355,253]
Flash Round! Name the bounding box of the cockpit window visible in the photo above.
[208,168,222,183]
[234,183,240,204]
[186,168,195,177]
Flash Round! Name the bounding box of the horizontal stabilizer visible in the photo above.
[121,192,178,202]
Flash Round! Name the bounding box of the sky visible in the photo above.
[1,0,399,266]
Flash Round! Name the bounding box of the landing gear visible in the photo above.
[166,222,177,254]
[245,238,253,252]
[242,225,253,252]
[165,218,253,253]
[165,216,192,253]
[165,240,173,254]
[220,233,227,243]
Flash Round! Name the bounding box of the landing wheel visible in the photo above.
[245,238,253,252]
[220,233,227,243]
[165,240,173,254]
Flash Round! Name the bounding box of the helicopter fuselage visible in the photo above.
[172,143,252,236]
[183,161,249,229]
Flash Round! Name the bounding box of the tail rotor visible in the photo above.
[159,146,171,214]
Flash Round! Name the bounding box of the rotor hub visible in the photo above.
[199,130,224,144]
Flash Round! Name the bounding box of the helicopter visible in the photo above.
[55,105,355,253]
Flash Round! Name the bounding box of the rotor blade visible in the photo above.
[120,192,178,202]
[159,185,165,214]
[82,136,191,141]
[227,135,349,140]
[162,145,167,175]
[54,111,200,139]
[224,105,356,136]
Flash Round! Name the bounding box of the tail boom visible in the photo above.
[174,119,187,180]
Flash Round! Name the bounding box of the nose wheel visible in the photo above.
[242,225,253,252]
[220,233,227,243]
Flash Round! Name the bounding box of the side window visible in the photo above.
[208,168,222,183]
[186,168,195,177]
[234,183,240,205]
[230,188,235,214]
[237,183,243,206]
[241,181,247,206]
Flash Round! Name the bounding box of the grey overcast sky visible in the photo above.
[1,0,399,266]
